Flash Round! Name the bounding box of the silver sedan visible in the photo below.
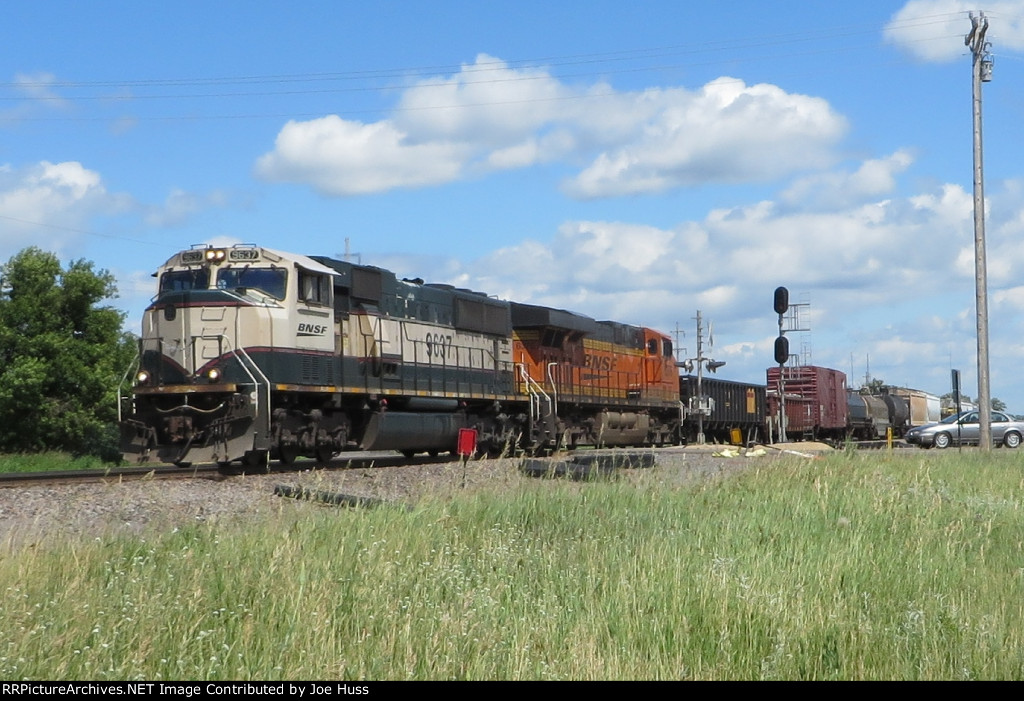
[905,410,1024,449]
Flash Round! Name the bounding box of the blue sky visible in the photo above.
[3,1,1024,408]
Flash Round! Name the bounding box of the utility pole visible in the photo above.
[966,12,993,450]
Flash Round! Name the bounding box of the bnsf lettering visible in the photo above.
[297,323,328,336]
[584,354,616,372]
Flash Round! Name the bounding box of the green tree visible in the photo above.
[860,378,886,395]
[0,247,135,459]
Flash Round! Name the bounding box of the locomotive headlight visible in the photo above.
[206,367,222,382]
[135,370,150,385]
[204,248,226,263]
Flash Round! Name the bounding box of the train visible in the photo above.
[117,244,955,466]
[681,367,945,446]
[119,244,681,466]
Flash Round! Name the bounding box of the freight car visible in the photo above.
[846,390,892,440]
[766,365,849,442]
[765,365,933,443]
[679,375,765,445]
[119,244,681,466]
[886,387,941,427]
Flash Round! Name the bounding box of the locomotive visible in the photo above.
[119,244,681,466]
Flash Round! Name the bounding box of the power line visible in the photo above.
[1,13,970,107]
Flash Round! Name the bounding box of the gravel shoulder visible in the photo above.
[0,444,833,548]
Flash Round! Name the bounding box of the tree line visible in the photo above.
[0,247,135,460]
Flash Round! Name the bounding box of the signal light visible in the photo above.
[773,286,789,315]
[774,336,790,365]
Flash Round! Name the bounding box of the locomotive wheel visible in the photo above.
[933,432,952,449]
[1004,431,1022,449]
[243,450,270,467]
[314,445,335,462]
[278,444,301,465]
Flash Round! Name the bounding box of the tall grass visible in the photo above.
[1,451,1022,679]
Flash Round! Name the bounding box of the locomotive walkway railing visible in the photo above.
[517,363,554,428]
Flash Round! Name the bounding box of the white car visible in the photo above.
[905,410,1024,449]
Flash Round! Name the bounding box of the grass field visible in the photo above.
[1,449,1022,680]
[0,452,111,473]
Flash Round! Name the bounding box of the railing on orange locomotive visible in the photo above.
[118,335,273,448]
[515,363,554,426]
[515,361,648,404]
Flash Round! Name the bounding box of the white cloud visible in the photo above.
[884,1,1024,62]
[256,59,847,198]
[0,73,69,124]
[0,161,223,263]
[255,115,469,196]
[565,79,846,198]
[781,151,914,209]
[0,161,119,258]
[143,188,230,228]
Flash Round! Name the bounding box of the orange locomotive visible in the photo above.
[510,302,679,451]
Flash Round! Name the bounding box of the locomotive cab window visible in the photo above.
[647,339,658,355]
[298,270,331,306]
[160,269,210,294]
[663,339,673,357]
[216,267,287,300]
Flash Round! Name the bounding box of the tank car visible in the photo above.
[880,391,911,436]
[119,244,681,466]
[846,390,892,440]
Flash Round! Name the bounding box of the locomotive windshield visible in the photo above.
[159,269,210,293]
[216,267,287,300]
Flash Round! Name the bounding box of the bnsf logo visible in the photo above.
[297,323,328,336]
[584,354,616,372]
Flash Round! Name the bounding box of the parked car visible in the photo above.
[905,410,1024,449]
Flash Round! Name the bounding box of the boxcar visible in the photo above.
[766,365,848,441]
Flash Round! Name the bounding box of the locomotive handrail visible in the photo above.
[546,362,559,416]
[116,345,142,422]
[194,334,273,449]
[516,363,552,425]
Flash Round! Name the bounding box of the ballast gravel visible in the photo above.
[0,445,831,548]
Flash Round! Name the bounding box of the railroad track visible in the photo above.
[0,441,911,489]
[0,451,468,489]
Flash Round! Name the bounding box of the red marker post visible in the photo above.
[457,428,478,488]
